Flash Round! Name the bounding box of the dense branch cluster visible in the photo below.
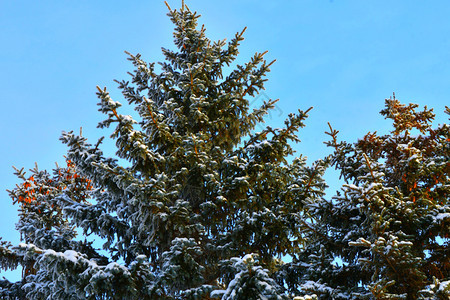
[1,3,449,299]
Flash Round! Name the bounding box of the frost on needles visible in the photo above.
[1,2,319,299]
[1,2,449,300]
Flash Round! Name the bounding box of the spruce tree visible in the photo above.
[282,96,449,299]
[1,2,327,299]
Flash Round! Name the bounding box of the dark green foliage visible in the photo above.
[0,3,324,299]
[281,98,450,299]
[1,3,449,300]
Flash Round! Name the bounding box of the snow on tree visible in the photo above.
[2,2,448,299]
[279,96,449,299]
[1,2,326,299]
[212,254,288,300]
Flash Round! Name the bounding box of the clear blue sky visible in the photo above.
[1,1,449,281]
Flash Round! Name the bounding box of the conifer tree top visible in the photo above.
[1,3,321,299]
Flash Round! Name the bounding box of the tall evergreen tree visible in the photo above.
[3,3,448,299]
[281,96,449,299]
[1,2,327,299]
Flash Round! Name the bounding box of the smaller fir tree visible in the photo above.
[281,96,450,299]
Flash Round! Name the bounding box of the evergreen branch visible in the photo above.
[266,59,276,68]
[363,153,376,181]
[188,65,197,95]
[280,107,312,140]
[146,103,160,129]
[325,122,339,148]
[299,218,329,243]
[164,1,172,12]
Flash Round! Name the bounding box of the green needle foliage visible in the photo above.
[280,96,450,299]
[1,3,449,300]
[1,2,326,299]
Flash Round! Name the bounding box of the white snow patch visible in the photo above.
[435,213,450,221]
